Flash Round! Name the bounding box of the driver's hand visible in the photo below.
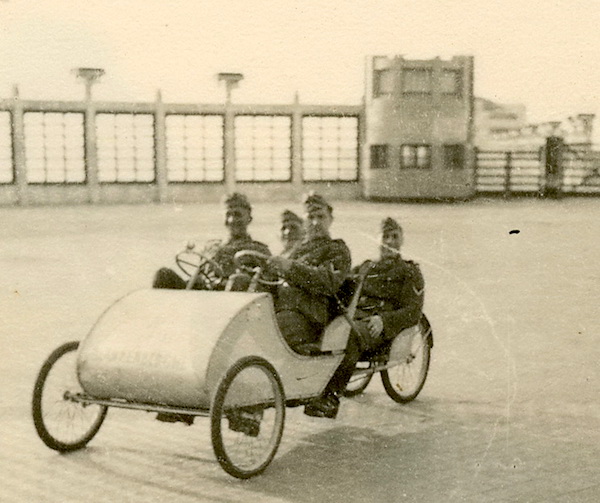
[267,256,293,274]
[367,315,384,338]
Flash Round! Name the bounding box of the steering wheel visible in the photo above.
[232,250,283,287]
[176,243,225,290]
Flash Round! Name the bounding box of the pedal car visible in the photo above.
[32,245,433,479]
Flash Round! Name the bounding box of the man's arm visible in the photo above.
[270,241,351,296]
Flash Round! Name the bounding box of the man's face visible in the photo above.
[304,207,333,240]
[380,228,403,259]
[281,221,304,247]
[225,206,252,238]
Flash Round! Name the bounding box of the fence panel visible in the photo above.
[0,112,13,184]
[165,114,224,182]
[23,112,85,184]
[563,147,600,194]
[508,150,542,193]
[302,116,359,181]
[234,115,292,182]
[96,113,155,183]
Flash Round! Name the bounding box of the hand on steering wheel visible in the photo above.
[233,250,283,287]
[176,243,225,290]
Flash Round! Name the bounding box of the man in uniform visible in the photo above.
[305,216,425,418]
[268,193,351,354]
[280,209,304,256]
[153,192,271,290]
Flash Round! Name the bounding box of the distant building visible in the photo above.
[474,97,595,150]
[362,55,475,200]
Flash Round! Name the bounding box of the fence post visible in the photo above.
[543,136,564,198]
[223,103,236,194]
[291,93,303,194]
[473,147,479,191]
[154,90,167,203]
[11,86,28,205]
[84,98,99,203]
[504,151,512,197]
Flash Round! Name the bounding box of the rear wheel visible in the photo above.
[381,317,432,403]
[211,356,285,479]
[342,362,374,397]
[32,341,107,451]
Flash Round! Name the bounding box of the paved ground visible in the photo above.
[1,198,599,502]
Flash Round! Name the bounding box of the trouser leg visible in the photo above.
[275,310,321,352]
[324,332,362,395]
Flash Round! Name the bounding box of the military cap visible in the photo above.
[224,192,252,212]
[381,217,402,233]
[282,209,303,225]
[302,191,333,214]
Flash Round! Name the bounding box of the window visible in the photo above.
[440,69,462,95]
[402,68,432,94]
[490,112,519,120]
[401,145,431,169]
[370,144,389,170]
[373,69,394,97]
[444,144,465,170]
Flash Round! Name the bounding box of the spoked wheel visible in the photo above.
[342,362,374,397]
[211,356,285,479]
[381,317,432,403]
[32,341,107,451]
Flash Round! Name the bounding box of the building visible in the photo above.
[362,55,475,200]
[474,97,595,150]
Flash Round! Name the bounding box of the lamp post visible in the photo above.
[217,72,244,104]
[73,67,105,101]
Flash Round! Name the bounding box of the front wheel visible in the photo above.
[32,341,107,451]
[381,316,432,403]
[211,356,285,479]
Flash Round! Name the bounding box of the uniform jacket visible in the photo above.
[355,255,424,337]
[277,236,351,326]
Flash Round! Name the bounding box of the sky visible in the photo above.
[0,0,599,129]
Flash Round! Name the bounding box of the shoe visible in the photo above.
[304,393,340,419]
[156,412,194,425]
[227,408,263,437]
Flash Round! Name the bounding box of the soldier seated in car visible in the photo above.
[305,217,425,419]
[279,209,304,257]
[153,192,271,291]
[267,193,351,354]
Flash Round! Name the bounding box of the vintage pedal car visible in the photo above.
[32,245,433,479]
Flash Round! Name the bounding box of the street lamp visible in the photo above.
[73,67,105,101]
[217,72,244,104]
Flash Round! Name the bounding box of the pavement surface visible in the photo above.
[1,198,599,502]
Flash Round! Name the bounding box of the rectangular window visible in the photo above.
[373,69,394,97]
[440,69,462,95]
[444,144,465,169]
[402,68,432,94]
[401,145,431,169]
[370,144,389,170]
